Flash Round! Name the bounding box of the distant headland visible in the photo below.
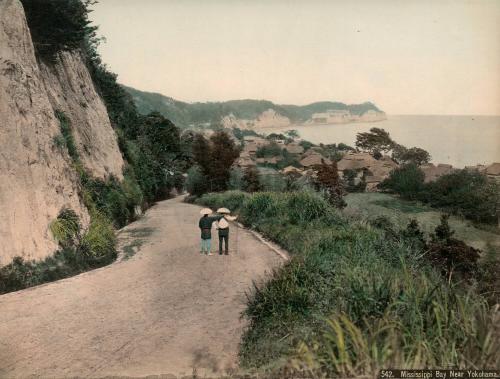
[123,86,386,129]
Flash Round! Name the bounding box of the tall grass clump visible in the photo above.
[196,190,499,376]
[0,207,117,294]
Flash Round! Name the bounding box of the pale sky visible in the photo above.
[90,0,500,115]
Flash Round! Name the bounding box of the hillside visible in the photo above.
[124,85,384,128]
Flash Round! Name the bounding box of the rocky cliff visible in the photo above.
[0,0,124,265]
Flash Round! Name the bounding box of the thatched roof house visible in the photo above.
[284,143,304,155]
[256,157,283,165]
[300,154,332,167]
[281,166,302,175]
[420,163,455,183]
[234,157,256,168]
[485,162,500,177]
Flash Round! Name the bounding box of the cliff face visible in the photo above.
[39,52,124,180]
[0,0,123,265]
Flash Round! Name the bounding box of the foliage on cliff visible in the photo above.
[20,0,97,61]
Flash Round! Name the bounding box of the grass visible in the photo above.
[0,210,116,294]
[196,190,499,377]
[346,193,499,252]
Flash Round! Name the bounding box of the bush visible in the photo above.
[380,163,425,199]
[259,171,286,192]
[0,208,116,294]
[228,167,244,190]
[196,190,498,375]
[420,169,498,224]
[186,165,208,196]
[243,166,262,193]
[21,0,96,60]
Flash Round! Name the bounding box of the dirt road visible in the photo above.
[0,197,285,378]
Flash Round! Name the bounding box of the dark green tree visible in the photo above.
[355,128,394,153]
[21,0,97,60]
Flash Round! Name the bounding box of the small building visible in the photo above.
[281,166,303,175]
[485,162,500,177]
[311,109,351,124]
[420,163,455,183]
[256,157,282,165]
[234,157,256,168]
[284,143,304,155]
[243,143,258,156]
[300,154,332,167]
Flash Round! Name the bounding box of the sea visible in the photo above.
[265,115,500,168]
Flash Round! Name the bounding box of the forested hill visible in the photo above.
[123,85,383,128]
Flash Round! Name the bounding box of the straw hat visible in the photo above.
[217,207,231,214]
[199,208,213,215]
[218,218,229,229]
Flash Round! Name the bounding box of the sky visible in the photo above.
[90,0,500,115]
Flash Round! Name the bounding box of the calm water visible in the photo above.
[266,115,500,168]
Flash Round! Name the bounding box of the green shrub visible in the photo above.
[20,0,96,60]
[197,190,498,375]
[79,211,116,264]
[287,191,330,224]
[0,209,116,294]
[380,163,425,199]
[420,169,499,224]
[49,208,81,248]
[195,191,250,214]
[228,167,245,190]
[55,110,79,161]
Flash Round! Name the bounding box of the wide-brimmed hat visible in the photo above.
[200,208,213,215]
[217,207,231,214]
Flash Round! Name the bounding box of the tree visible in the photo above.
[392,145,431,165]
[21,0,97,60]
[285,129,300,139]
[314,160,346,208]
[191,131,240,193]
[355,128,394,153]
[243,166,262,193]
[379,163,425,200]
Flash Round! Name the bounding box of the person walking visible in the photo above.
[198,209,223,255]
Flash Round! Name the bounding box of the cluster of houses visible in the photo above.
[309,109,386,124]
[233,134,500,191]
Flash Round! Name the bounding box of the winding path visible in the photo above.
[0,197,285,378]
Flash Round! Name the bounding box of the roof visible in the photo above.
[300,154,332,167]
[485,162,500,176]
[420,163,455,183]
[243,143,258,153]
[234,157,256,167]
[282,166,302,174]
[337,152,378,171]
[256,157,282,164]
[284,143,304,155]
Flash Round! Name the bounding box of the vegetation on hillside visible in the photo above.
[186,131,240,196]
[196,191,498,376]
[381,165,499,224]
[124,85,383,128]
[20,0,97,61]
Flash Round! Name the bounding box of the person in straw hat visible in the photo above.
[216,208,237,255]
[198,208,223,255]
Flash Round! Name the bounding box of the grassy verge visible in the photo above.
[196,191,499,376]
[345,193,499,252]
